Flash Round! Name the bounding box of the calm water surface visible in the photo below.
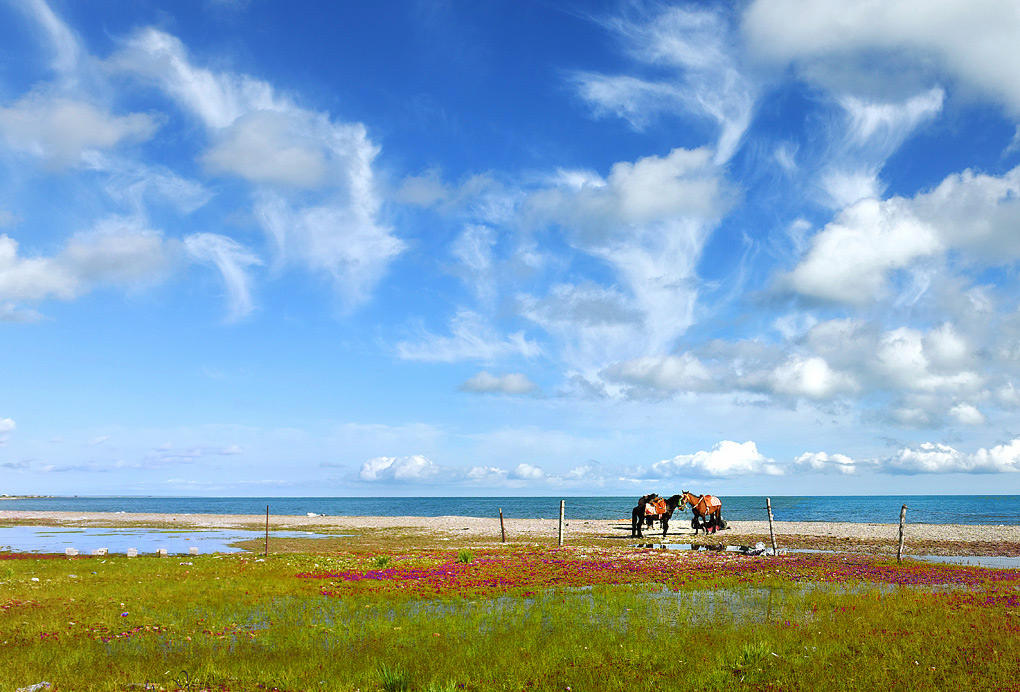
[3,495,1019,524]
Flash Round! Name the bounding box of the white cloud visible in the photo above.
[788,165,1020,305]
[602,353,712,393]
[184,233,262,321]
[0,302,45,323]
[786,198,941,304]
[450,224,497,304]
[793,451,857,474]
[467,465,508,483]
[202,111,328,187]
[113,27,403,309]
[396,309,540,363]
[358,455,440,482]
[254,191,403,311]
[886,439,1020,473]
[0,218,176,303]
[525,148,731,377]
[460,372,538,395]
[578,6,757,162]
[768,356,858,399]
[948,402,985,426]
[743,0,1020,114]
[0,93,156,167]
[17,0,82,76]
[509,463,545,480]
[110,28,278,129]
[652,440,782,477]
[0,417,14,443]
[818,89,944,210]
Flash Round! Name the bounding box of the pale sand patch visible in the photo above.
[2,510,1019,544]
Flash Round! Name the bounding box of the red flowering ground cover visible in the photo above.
[297,546,1020,599]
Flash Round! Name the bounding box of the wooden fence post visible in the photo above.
[265,505,269,557]
[766,497,777,553]
[897,504,907,563]
[558,500,565,546]
[499,508,506,543]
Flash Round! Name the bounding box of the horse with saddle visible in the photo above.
[630,491,728,538]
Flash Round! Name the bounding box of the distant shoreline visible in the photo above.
[3,509,1019,547]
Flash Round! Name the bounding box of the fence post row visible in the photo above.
[265,505,269,557]
[766,497,778,553]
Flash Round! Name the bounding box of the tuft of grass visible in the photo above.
[372,555,392,569]
[379,663,411,691]
[456,549,474,564]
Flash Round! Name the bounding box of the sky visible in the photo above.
[1,0,1020,497]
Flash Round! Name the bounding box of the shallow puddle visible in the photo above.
[0,525,325,555]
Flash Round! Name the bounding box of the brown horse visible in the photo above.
[631,493,682,538]
[680,490,724,535]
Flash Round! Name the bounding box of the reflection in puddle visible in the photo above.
[0,525,332,555]
[636,542,1020,569]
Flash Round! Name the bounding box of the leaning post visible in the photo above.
[265,505,269,557]
[499,507,506,543]
[897,504,908,563]
[766,497,778,553]
[558,500,565,547]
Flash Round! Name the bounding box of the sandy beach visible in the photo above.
[3,509,1019,549]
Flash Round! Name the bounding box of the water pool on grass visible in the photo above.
[0,525,326,555]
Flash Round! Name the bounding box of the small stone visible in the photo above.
[126,548,138,557]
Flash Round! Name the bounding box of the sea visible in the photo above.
[3,495,1019,525]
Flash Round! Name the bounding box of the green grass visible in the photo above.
[1,546,1018,690]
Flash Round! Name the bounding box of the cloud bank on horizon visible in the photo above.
[1,0,1020,496]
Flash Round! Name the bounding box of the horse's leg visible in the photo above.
[661,516,669,538]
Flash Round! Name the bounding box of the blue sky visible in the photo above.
[2,0,1020,497]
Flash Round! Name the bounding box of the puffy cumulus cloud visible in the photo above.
[460,372,538,396]
[0,93,157,167]
[576,5,756,162]
[0,218,176,303]
[767,356,858,399]
[358,455,440,482]
[184,233,262,322]
[786,198,941,304]
[466,465,508,483]
[202,111,328,187]
[793,451,857,474]
[788,166,1020,305]
[112,27,403,310]
[533,148,728,236]
[509,463,545,481]
[948,402,985,426]
[652,440,782,477]
[873,327,981,394]
[886,439,1020,473]
[743,0,1020,113]
[396,309,540,363]
[602,353,713,394]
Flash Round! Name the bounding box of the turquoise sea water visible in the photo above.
[3,495,1019,525]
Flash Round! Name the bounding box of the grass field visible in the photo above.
[2,542,1019,691]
